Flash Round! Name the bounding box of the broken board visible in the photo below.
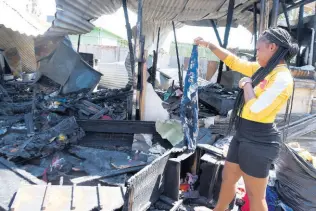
[10,184,126,211]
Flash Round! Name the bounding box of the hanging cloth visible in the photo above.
[180,45,199,151]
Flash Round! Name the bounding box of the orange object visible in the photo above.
[180,183,190,192]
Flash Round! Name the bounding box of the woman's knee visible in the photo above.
[221,162,242,184]
[247,189,266,202]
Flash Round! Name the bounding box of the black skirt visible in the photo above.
[226,118,281,178]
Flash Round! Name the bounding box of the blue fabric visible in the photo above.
[180,45,199,150]
[266,186,293,211]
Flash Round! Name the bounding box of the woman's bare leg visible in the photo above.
[242,171,268,211]
[213,161,242,211]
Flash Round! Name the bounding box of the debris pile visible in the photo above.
[0,72,171,185]
[0,77,136,182]
[158,82,237,121]
[0,38,168,188]
[198,83,237,116]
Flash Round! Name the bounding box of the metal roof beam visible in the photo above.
[210,20,223,47]
[217,0,235,83]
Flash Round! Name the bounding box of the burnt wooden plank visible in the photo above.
[163,159,180,201]
[71,165,146,184]
[197,144,224,158]
[77,120,157,134]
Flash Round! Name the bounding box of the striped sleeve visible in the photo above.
[223,54,260,77]
[242,71,293,122]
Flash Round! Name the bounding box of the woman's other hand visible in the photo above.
[239,77,252,89]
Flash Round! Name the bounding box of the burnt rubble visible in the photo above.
[0,71,164,186]
[158,83,238,119]
[198,83,238,116]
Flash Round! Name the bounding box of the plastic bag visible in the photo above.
[275,144,316,211]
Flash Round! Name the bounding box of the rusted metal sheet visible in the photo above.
[0,27,37,73]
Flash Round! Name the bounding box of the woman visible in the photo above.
[194,27,298,211]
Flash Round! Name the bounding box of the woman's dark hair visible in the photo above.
[227,27,299,137]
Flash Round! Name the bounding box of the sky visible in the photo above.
[38,1,255,50]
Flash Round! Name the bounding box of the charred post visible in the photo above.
[151,27,160,88]
[259,0,267,34]
[122,0,135,120]
[77,35,81,52]
[172,21,183,90]
[296,4,304,66]
[253,3,258,58]
[281,2,291,32]
[270,0,280,27]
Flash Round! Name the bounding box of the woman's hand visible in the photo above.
[239,77,252,89]
[194,37,209,48]
[194,37,229,61]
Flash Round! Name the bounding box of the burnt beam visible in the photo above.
[270,0,280,27]
[77,120,158,134]
[77,35,81,52]
[172,21,183,90]
[296,4,304,66]
[122,0,135,76]
[253,3,258,58]
[259,0,267,34]
[281,2,291,32]
[151,27,160,88]
[217,0,235,83]
[156,27,161,58]
[71,165,145,184]
[122,0,135,120]
[135,0,144,120]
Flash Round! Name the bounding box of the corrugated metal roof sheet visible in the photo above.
[49,0,266,38]
[0,26,37,72]
[127,0,259,28]
[43,0,279,50]
[0,0,296,39]
[46,0,121,37]
[98,62,130,89]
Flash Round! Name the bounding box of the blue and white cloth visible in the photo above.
[180,45,199,151]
